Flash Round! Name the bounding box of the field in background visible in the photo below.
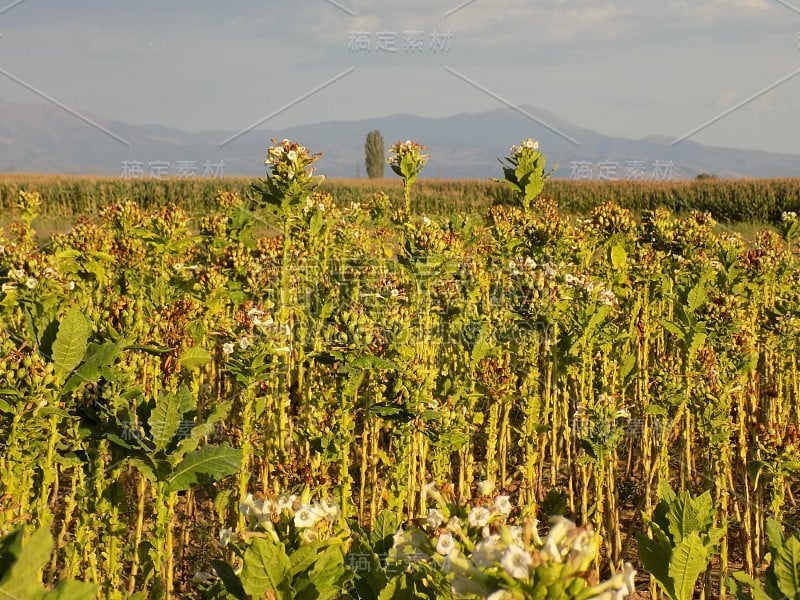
[1,175,799,225]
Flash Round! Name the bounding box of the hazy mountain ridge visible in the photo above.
[1,99,799,179]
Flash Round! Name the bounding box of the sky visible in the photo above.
[1,0,799,155]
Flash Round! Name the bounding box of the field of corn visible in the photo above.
[2,173,800,225]
[1,139,800,600]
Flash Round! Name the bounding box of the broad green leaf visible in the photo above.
[0,525,53,598]
[175,400,232,457]
[729,572,774,600]
[637,533,674,600]
[666,490,714,544]
[149,386,192,451]
[290,541,329,578]
[179,346,212,370]
[669,532,709,600]
[0,528,24,580]
[774,536,800,600]
[240,537,292,599]
[371,510,400,555]
[686,283,707,312]
[47,580,98,599]
[610,244,627,270]
[165,444,242,492]
[766,517,785,555]
[52,308,91,377]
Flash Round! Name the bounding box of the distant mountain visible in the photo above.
[1,99,799,179]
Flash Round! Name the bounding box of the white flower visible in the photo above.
[422,216,432,226]
[1,282,16,293]
[25,277,37,289]
[238,336,251,350]
[222,342,235,355]
[173,262,184,272]
[447,516,462,532]
[435,532,456,556]
[488,591,514,600]
[598,289,617,306]
[501,545,532,579]
[219,527,232,548]
[541,516,577,562]
[782,211,798,222]
[319,498,341,520]
[294,503,322,529]
[509,525,524,545]
[390,288,400,298]
[524,257,536,269]
[68,281,76,290]
[0,245,4,253]
[471,536,502,568]
[12,268,25,280]
[468,505,492,528]
[477,480,495,496]
[287,150,298,161]
[239,493,257,519]
[426,508,445,529]
[493,495,513,516]
[276,494,297,513]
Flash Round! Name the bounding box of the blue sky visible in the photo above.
[1,0,799,154]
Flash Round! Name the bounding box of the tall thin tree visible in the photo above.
[364,130,385,179]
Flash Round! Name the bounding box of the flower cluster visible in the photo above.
[564,273,618,307]
[390,484,636,599]
[388,140,429,169]
[265,139,320,177]
[509,139,540,155]
[255,138,325,216]
[236,493,342,545]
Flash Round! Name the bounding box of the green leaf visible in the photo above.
[165,444,242,492]
[766,517,785,555]
[729,572,774,600]
[686,283,707,312]
[0,528,23,580]
[610,244,627,270]
[0,525,53,598]
[669,532,710,600]
[175,400,232,457]
[774,536,800,600]
[371,510,400,556]
[51,308,91,377]
[149,386,193,451]
[666,490,714,544]
[46,580,98,599]
[637,532,674,600]
[211,559,246,599]
[179,346,212,370]
[240,537,292,599]
[661,320,685,339]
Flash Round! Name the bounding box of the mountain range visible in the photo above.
[1,99,798,179]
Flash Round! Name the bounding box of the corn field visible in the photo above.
[1,142,800,599]
[2,175,800,223]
